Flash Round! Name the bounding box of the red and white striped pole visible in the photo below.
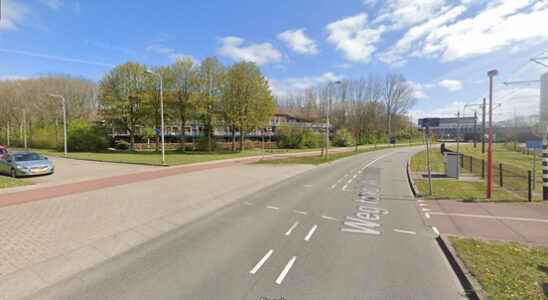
[543,135,548,200]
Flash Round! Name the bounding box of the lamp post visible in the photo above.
[145,69,166,165]
[48,94,68,157]
[486,69,499,199]
[325,81,341,158]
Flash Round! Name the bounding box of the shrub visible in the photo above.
[277,126,322,149]
[114,140,130,150]
[334,129,355,147]
[66,119,108,152]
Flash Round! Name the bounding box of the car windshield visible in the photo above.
[13,153,44,162]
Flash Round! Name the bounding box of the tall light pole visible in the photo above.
[486,69,498,199]
[325,81,341,158]
[146,69,166,165]
[48,94,68,157]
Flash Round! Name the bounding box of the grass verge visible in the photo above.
[450,236,548,300]
[0,176,29,189]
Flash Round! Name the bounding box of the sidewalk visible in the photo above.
[0,162,314,299]
[419,200,548,245]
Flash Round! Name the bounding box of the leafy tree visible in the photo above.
[99,62,148,150]
[222,62,275,151]
[66,119,108,152]
[196,57,224,152]
[333,128,355,147]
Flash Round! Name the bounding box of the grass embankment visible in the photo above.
[410,149,516,201]
[257,143,420,165]
[0,176,29,189]
[450,237,548,300]
[448,144,541,199]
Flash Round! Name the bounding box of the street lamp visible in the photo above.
[145,69,166,165]
[486,69,499,199]
[48,94,68,157]
[325,81,342,158]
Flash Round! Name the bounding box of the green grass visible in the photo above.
[450,237,548,300]
[410,148,524,201]
[257,143,421,165]
[415,179,519,201]
[0,176,29,189]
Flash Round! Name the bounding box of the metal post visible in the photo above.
[49,94,68,157]
[481,159,485,178]
[425,129,433,196]
[486,70,498,199]
[473,111,478,148]
[23,110,27,150]
[261,129,265,160]
[543,138,548,200]
[499,163,503,187]
[456,111,461,179]
[146,70,166,165]
[482,97,486,154]
[532,151,536,190]
[6,121,10,146]
[528,170,533,202]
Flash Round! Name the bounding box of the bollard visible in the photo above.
[481,159,485,178]
[528,170,533,202]
[499,163,503,187]
[470,156,473,172]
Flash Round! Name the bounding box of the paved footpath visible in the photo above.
[418,200,548,245]
[0,158,314,299]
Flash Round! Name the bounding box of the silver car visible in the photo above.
[0,152,55,178]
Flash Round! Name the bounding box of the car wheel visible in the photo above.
[10,168,18,178]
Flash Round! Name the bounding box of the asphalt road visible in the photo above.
[29,147,465,300]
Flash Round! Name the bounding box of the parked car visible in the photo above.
[0,152,54,178]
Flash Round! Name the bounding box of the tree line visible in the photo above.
[0,57,419,152]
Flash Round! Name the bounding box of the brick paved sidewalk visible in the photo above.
[0,162,313,300]
[418,200,548,245]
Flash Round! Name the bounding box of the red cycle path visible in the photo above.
[0,157,260,208]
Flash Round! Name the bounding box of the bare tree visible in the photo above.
[382,74,416,137]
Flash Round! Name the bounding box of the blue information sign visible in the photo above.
[527,140,543,149]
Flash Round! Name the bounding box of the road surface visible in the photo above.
[29,147,465,300]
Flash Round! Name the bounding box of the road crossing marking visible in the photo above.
[275,256,297,285]
[422,208,431,212]
[425,212,431,219]
[249,249,273,274]
[394,229,416,235]
[285,221,299,236]
[267,206,280,210]
[432,226,440,236]
[304,225,318,241]
[293,210,308,215]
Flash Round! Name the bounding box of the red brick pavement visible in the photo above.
[0,157,261,208]
[423,200,548,245]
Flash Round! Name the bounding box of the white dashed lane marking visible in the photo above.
[321,215,339,221]
[275,256,297,285]
[267,206,280,210]
[304,225,318,241]
[394,229,417,235]
[293,210,308,215]
[285,221,299,236]
[249,249,274,274]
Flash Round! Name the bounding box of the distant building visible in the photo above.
[418,116,478,140]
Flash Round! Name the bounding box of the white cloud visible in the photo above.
[146,44,197,63]
[408,81,430,99]
[0,0,30,31]
[422,0,548,62]
[269,72,344,96]
[378,4,467,65]
[326,13,385,63]
[0,48,115,67]
[278,28,318,55]
[439,79,463,91]
[40,0,63,10]
[0,75,28,81]
[218,36,282,65]
[374,0,447,29]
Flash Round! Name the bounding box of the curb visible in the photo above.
[406,160,418,197]
[436,234,488,300]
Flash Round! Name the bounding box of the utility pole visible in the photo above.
[48,94,68,157]
[487,70,499,199]
[482,97,486,154]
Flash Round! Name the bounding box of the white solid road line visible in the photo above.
[275,256,297,285]
[430,212,548,223]
[304,225,318,241]
[293,210,308,215]
[394,229,417,235]
[267,206,280,210]
[285,221,299,236]
[249,249,274,274]
[321,215,339,221]
[432,226,440,236]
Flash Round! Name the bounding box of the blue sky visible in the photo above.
[1,0,548,121]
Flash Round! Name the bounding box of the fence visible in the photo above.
[458,153,535,201]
